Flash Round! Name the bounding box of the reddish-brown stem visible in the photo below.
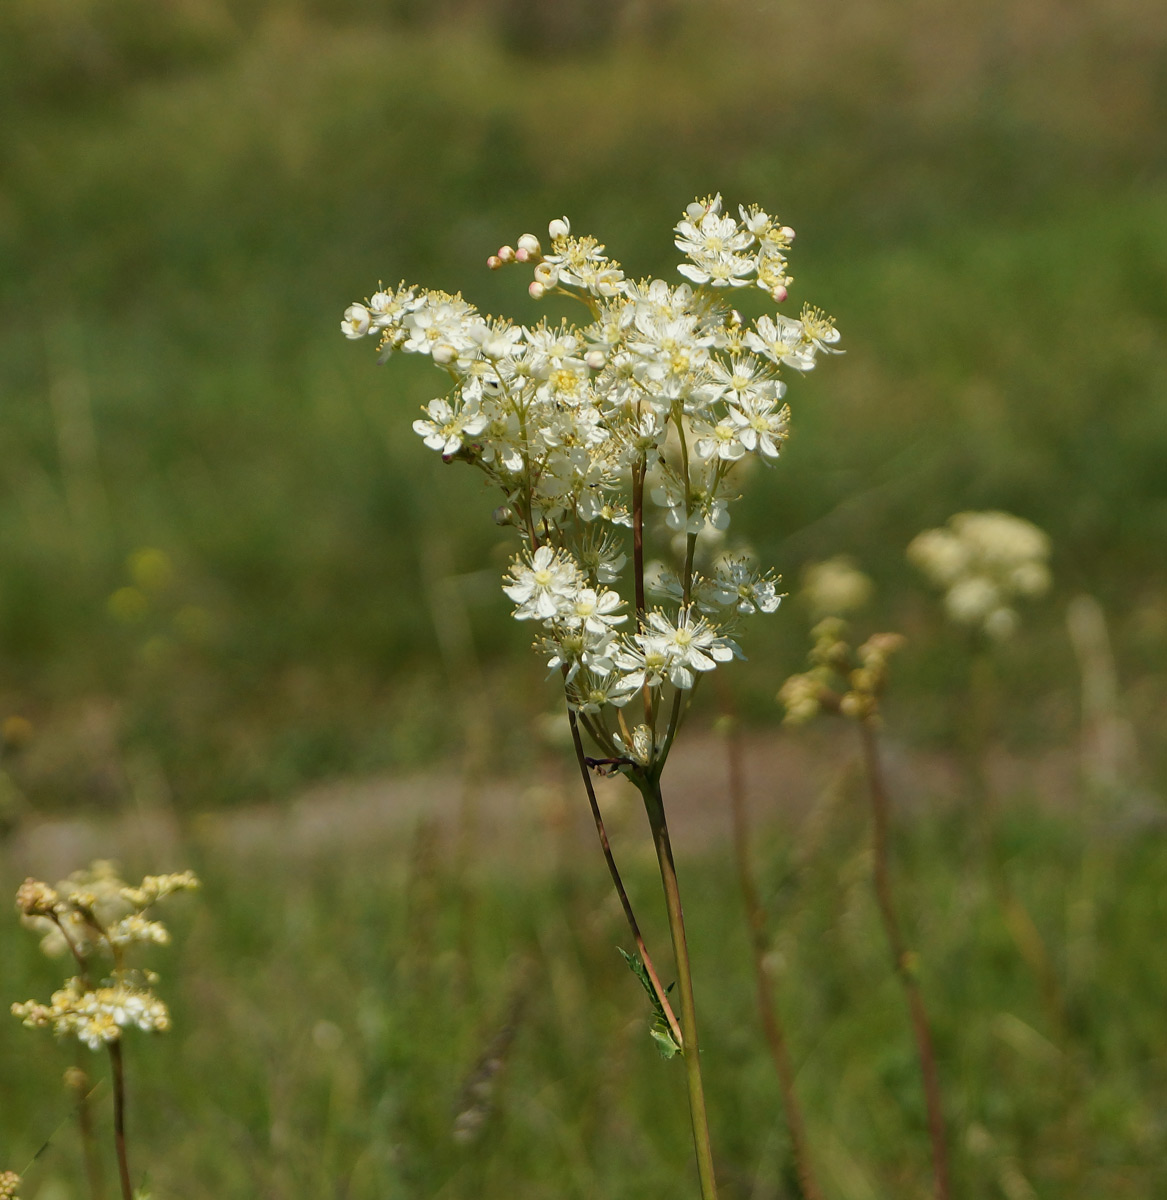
[107,1040,133,1200]
[723,720,824,1200]
[859,717,950,1200]
[566,706,683,1049]
[631,459,651,727]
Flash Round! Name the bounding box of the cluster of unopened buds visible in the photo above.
[344,195,840,771]
[11,862,198,1052]
[0,1171,19,1200]
[779,619,905,725]
[908,510,1051,640]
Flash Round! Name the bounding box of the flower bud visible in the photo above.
[533,261,558,287]
[432,343,455,365]
[486,255,502,270]
[529,281,546,300]
[517,233,541,256]
[548,217,570,240]
[498,245,516,264]
[584,349,606,370]
[771,285,788,304]
[780,226,796,241]
[515,247,530,263]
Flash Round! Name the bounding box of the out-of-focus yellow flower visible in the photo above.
[128,548,174,594]
[107,586,149,623]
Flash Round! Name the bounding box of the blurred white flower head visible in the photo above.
[907,510,1051,639]
[801,555,874,618]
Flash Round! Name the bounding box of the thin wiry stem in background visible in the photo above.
[721,718,824,1200]
[858,717,950,1200]
[966,647,1067,1037]
[566,707,683,1050]
[68,1063,105,1200]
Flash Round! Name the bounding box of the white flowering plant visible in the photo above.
[344,195,840,1199]
[908,510,1051,641]
[11,861,199,1200]
[343,195,838,773]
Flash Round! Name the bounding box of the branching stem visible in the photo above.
[566,706,683,1049]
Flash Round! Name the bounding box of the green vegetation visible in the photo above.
[1,0,1165,806]
[4,786,1165,1198]
[2,3,1166,1196]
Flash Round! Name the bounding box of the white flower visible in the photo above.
[621,609,736,691]
[745,314,818,372]
[503,546,584,622]
[692,415,748,463]
[564,587,626,635]
[341,304,372,339]
[702,557,783,615]
[567,668,638,713]
[412,398,488,458]
[728,398,790,459]
[701,355,784,407]
[945,576,1001,625]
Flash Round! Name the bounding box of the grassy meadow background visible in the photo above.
[2,0,1167,1196]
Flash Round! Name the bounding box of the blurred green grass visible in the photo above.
[3,784,1165,1198]
[1,0,1166,808]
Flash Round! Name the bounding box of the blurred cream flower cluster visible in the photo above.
[907,511,1051,640]
[801,555,874,618]
[0,1171,20,1200]
[11,862,198,1052]
[779,619,905,725]
[344,195,839,770]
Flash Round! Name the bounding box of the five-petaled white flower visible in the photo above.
[504,546,584,621]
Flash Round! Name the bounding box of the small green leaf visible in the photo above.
[619,947,681,1058]
[650,1027,681,1059]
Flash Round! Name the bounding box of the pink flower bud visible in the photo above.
[498,245,516,264]
[529,281,546,300]
[487,255,502,270]
[771,285,788,304]
[515,247,530,263]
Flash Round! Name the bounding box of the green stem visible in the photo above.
[108,1040,133,1200]
[638,774,719,1200]
[567,707,683,1049]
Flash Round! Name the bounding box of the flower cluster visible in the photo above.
[13,977,170,1052]
[801,555,874,618]
[344,196,839,771]
[907,511,1051,640]
[0,1171,19,1200]
[11,862,198,1051]
[779,619,905,724]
